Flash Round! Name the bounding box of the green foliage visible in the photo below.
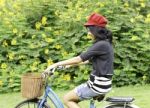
[0,0,150,93]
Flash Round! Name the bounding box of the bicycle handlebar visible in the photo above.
[41,66,65,78]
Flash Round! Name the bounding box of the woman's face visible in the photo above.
[88,31,95,40]
[87,27,95,40]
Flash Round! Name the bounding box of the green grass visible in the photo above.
[0,85,150,108]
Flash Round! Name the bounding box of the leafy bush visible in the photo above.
[0,0,150,93]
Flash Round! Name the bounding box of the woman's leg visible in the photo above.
[63,89,80,108]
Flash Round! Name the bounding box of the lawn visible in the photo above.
[0,85,150,108]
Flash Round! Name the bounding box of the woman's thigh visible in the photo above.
[74,83,100,101]
[64,83,101,102]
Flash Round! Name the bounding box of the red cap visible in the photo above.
[84,13,108,27]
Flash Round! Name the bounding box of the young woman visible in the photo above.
[44,13,114,108]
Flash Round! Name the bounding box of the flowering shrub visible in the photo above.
[0,0,150,93]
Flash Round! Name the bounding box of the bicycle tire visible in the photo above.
[104,104,136,108]
[15,98,50,108]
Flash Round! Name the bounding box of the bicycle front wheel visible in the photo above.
[15,98,50,108]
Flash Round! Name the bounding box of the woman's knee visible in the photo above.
[63,90,79,104]
[63,94,69,104]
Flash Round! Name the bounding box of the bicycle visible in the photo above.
[15,67,140,108]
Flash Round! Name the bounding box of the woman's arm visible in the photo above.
[65,60,89,68]
[80,60,89,65]
[56,56,83,66]
[44,56,83,73]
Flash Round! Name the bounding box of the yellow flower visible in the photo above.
[4,20,10,25]
[140,3,145,8]
[9,79,13,83]
[55,10,59,16]
[30,65,36,71]
[13,3,20,10]
[131,35,141,41]
[33,61,39,66]
[136,8,141,11]
[13,28,18,34]
[55,44,62,49]
[8,12,14,16]
[2,40,8,47]
[11,39,17,45]
[142,75,147,81]
[145,14,150,23]
[3,8,7,13]
[32,35,36,39]
[139,0,145,2]
[76,15,81,21]
[130,18,135,23]
[147,14,150,18]
[86,16,89,20]
[145,18,150,23]
[114,0,118,4]
[45,38,54,43]
[41,16,47,25]
[8,53,15,60]
[42,34,47,38]
[62,51,68,57]
[53,31,60,35]
[99,3,105,7]
[19,55,27,59]
[63,74,71,81]
[1,63,7,69]
[18,32,24,37]
[44,49,49,54]
[29,44,35,49]
[94,8,99,13]
[0,80,3,86]
[35,22,41,30]
[0,0,5,7]
[135,15,143,19]
[124,2,129,7]
[47,59,53,66]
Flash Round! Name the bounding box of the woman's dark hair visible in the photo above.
[87,26,113,43]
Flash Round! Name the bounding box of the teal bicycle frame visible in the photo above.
[37,67,96,108]
[38,85,65,108]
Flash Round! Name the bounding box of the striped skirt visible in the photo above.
[87,74,112,94]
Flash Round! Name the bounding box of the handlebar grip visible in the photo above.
[42,66,65,78]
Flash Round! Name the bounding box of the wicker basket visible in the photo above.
[21,73,44,99]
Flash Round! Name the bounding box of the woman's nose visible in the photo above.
[88,32,92,35]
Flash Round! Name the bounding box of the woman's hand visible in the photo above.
[65,65,72,68]
[43,64,57,74]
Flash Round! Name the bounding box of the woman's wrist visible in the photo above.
[55,62,61,67]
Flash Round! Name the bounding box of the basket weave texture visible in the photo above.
[21,73,44,99]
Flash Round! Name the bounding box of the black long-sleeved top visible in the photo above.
[80,40,114,76]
